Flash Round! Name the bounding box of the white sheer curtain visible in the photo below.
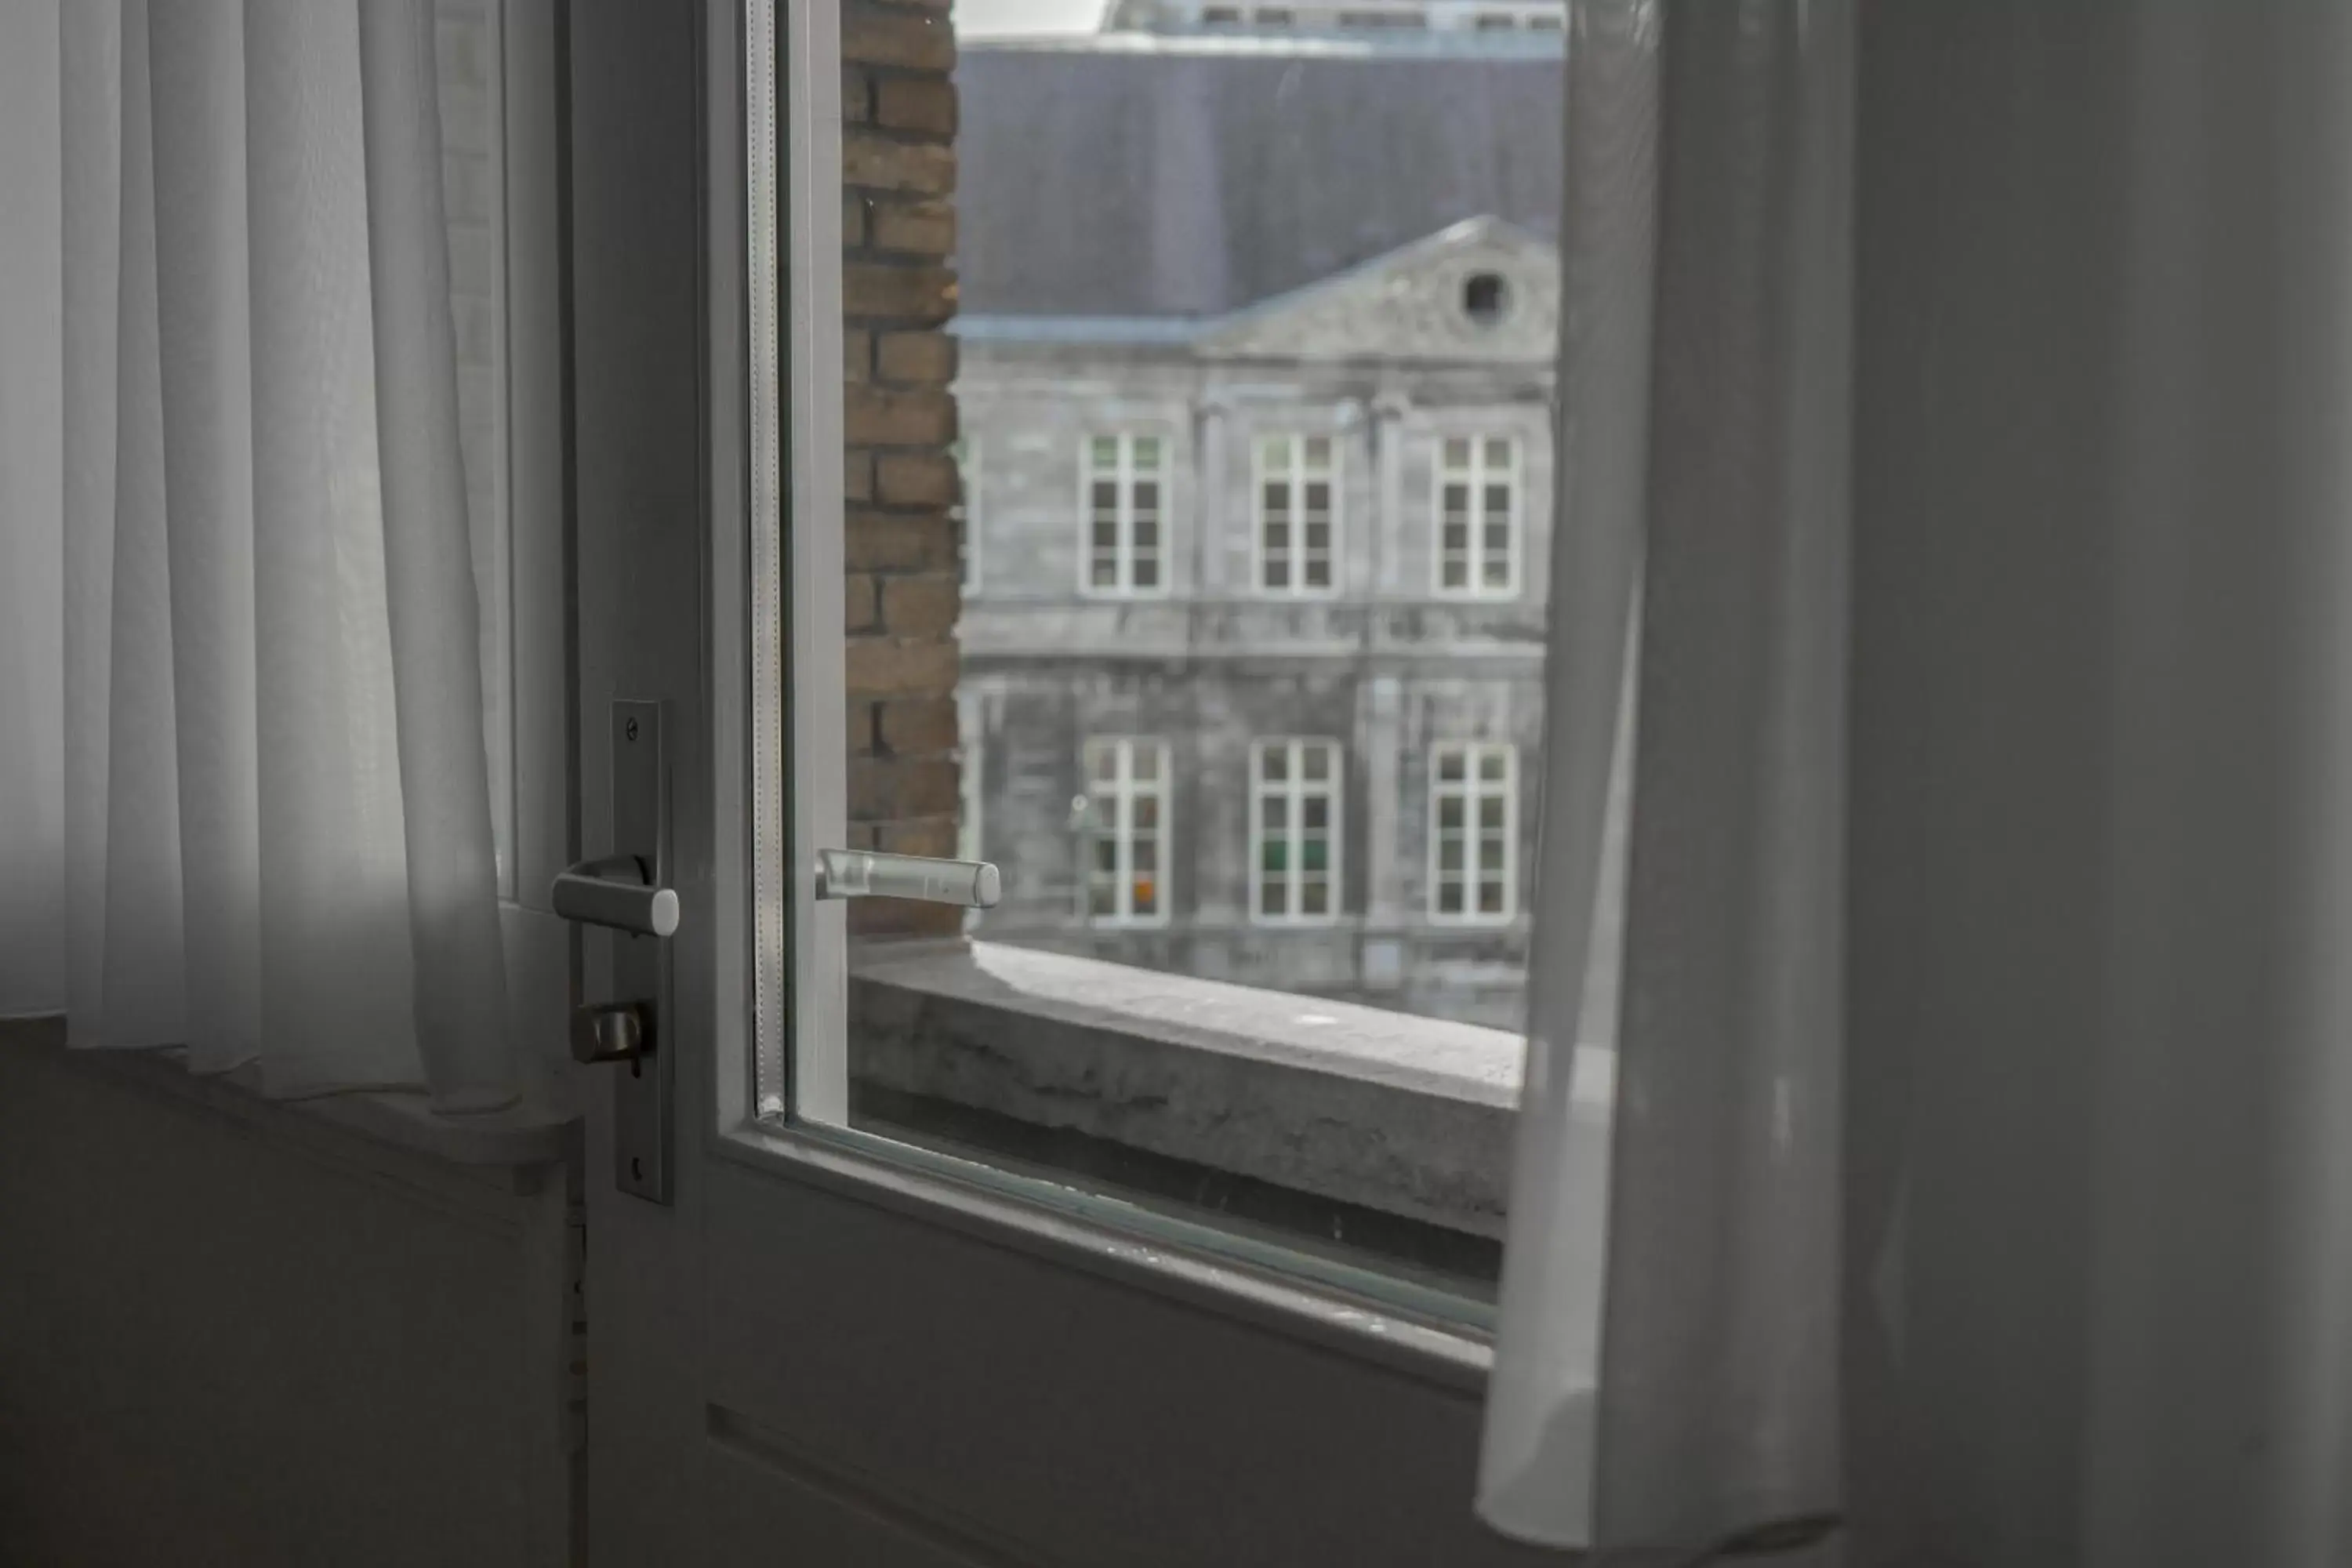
[1489,2,2352,1565]
[0,0,514,1111]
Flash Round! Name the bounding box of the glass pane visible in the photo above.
[813,7,1596,1308]
[1480,750,1508,781]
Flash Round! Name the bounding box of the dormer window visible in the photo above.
[1463,270,1509,326]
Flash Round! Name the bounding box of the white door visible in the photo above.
[567,5,1566,1563]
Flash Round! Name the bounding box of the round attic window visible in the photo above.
[1462,270,1509,327]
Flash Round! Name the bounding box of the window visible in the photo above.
[1083,738,1171,925]
[1462,270,1508,325]
[1250,739,1342,923]
[1430,742,1516,922]
[1254,434,1338,595]
[1436,434,1520,597]
[1082,434,1167,596]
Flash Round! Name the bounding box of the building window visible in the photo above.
[1430,742,1515,922]
[1436,434,1520,597]
[1083,738,1170,925]
[1082,434,1166,597]
[1250,739,1341,924]
[1255,434,1338,595]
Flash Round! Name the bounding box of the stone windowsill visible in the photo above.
[849,938,1613,1239]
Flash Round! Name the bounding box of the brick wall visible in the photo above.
[842,0,963,936]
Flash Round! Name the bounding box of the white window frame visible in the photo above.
[1252,433,1340,597]
[1079,432,1169,598]
[1082,737,1172,927]
[1249,738,1344,925]
[1428,741,1518,924]
[1432,433,1522,599]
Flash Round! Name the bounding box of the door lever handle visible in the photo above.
[553,854,681,938]
[816,848,1001,909]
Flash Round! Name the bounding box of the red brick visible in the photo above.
[848,898,962,938]
[879,695,958,755]
[842,66,873,123]
[845,385,956,446]
[876,818,958,858]
[874,452,960,506]
[871,198,955,257]
[841,9,953,71]
[876,75,957,136]
[843,132,955,196]
[847,700,877,756]
[844,263,955,322]
[848,755,961,818]
[845,635,958,695]
[881,573,959,637]
[876,329,956,384]
[842,189,869,247]
[844,450,874,503]
[845,510,956,570]
[845,573,878,633]
[844,328,873,383]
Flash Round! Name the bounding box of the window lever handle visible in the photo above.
[816,848,1001,909]
[552,854,681,938]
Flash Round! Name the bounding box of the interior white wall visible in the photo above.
[0,1022,578,1568]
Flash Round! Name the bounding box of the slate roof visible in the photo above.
[954,38,1566,319]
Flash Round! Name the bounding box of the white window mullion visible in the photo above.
[1255,434,1336,597]
[1252,738,1341,924]
[1436,434,1519,599]
[1086,737,1168,926]
[1430,741,1516,923]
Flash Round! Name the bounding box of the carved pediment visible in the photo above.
[1199,216,1558,364]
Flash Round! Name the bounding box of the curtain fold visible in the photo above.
[0,0,512,1111]
[1483,0,1850,1554]
[1491,2,2352,1565]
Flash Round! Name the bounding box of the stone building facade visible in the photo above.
[956,218,1560,1029]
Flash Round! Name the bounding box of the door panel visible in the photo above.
[569,4,1559,1563]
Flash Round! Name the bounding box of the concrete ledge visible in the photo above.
[851,939,1608,1238]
